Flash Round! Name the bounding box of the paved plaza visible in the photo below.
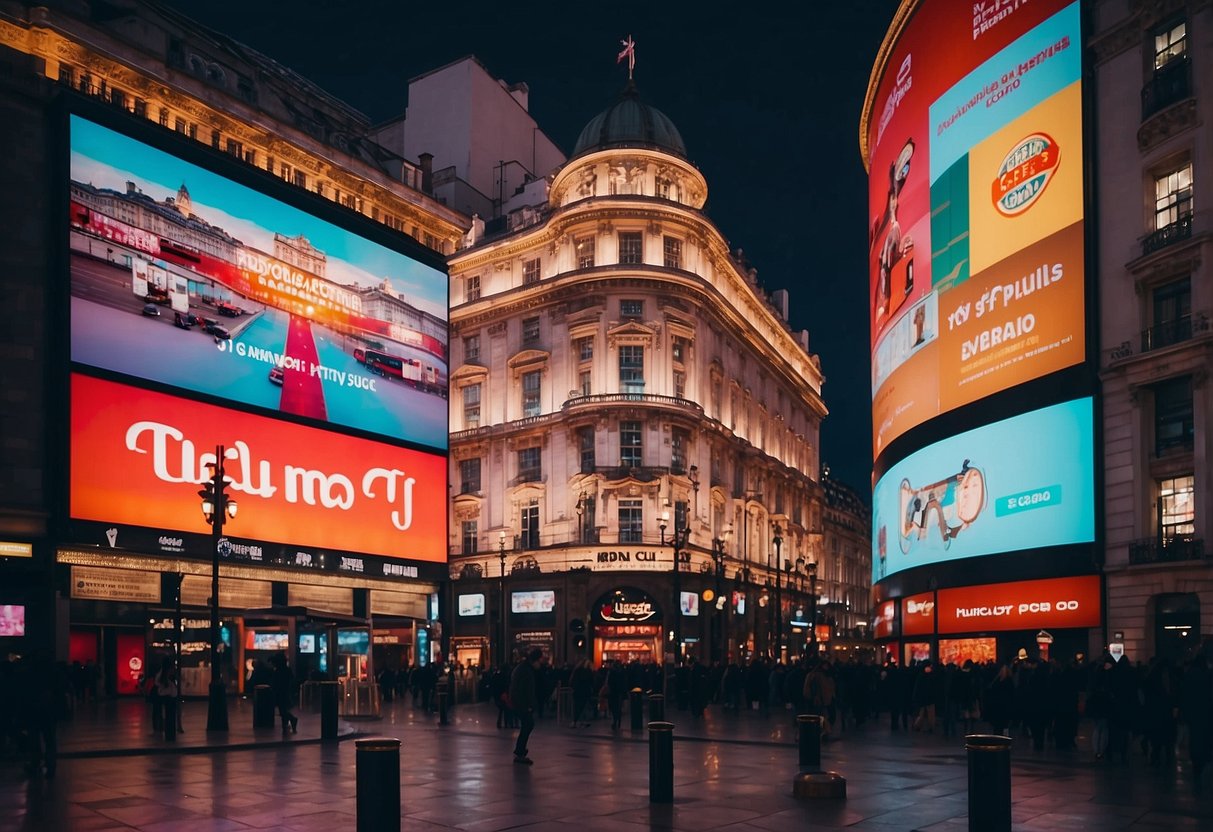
[2,698,1212,831]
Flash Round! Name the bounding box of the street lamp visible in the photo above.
[198,444,237,733]
[772,524,783,663]
[659,508,690,696]
[807,559,819,657]
[711,524,733,663]
[498,530,508,668]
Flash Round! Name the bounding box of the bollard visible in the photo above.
[629,688,644,732]
[797,714,822,770]
[648,721,674,803]
[966,734,1012,832]
[253,684,275,729]
[356,738,401,832]
[319,680,340,740]
[162,696,177,742]
[437,688,449,725]
[648,693,665,723]
[557,685,574,725]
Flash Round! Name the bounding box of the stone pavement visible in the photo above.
[2,698,1212,830]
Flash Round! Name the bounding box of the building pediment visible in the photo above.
[450,364,489,386]
[507,348,551,373]
[607,320,657,348]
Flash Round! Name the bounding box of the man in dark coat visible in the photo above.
[1180,655,1213,792]
[509,648,543,764]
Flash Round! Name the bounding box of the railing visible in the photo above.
[562,392,705,417]
[1128,536,1205,565]
[1142,214,1193,257]
[1141,58,1191,121]
[1141,315,1192,352]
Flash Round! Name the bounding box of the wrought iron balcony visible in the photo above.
[1141,315,1192,352]
[1142,215,1193,257]
[1128,536,1205,565]
[562,392,704,418]
[1142,58,1192,121]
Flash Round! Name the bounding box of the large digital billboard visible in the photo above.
[70,373,447,564]
[866,0,1084,456]
[69,115,448,451]
[872,398,1094,583]
[936,575,1101,634]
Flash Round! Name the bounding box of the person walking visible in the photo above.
[269,653,298,734]
[509,648,543,764]
[1179,655,1212,793]
[570,659,594,727]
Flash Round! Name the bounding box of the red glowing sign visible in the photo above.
[901,591,936,636]
[936,575,1100,634]
[874,599,897,639]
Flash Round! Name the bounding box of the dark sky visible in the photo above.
[163,0,897,493]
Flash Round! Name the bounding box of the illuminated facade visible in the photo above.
[444,80,829,668]
[1092,0,1213,662]
[0,0,465,690]
[818,475,874,655]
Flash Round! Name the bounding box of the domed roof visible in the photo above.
[571,81,687,160]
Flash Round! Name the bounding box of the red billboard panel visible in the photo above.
[901,591,936,636]
[70,374,447,563]
[874,599,897,639]
[936,575,1100,634]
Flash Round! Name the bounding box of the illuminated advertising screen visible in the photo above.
[247,631,290,651]
[0,604,25,637]
[939,637,997,666]
[336,629,370,655]
[458,593,486,616]
[69,115,448,452]
[874,599,897,639]
[905,642,931,665]
[512,591,556,614]
[936,575,1100,634]
[679,591,700,616]
[866,1,1084,456]
[70,373,447,564]
[298,634,316,654]
[901,592,936,636]
[872,398,1094,583]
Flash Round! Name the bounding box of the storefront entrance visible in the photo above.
[590,586,665,667]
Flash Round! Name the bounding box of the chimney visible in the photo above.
[418,153,433,193]
[772,289,789,321]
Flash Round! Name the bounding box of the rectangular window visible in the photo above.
[619,345,644,393]
[620,299,644,319]
[1154,20,1187,70]
[663,236,683,269]
[174,117,187,134]
[1146,278,1192,350]
[1155,163,1193,230]
[522,316,541,347]
[464,334,481,362]
[674,500,689,536]
[619,499,643,543]
[461,520,478,556]
[522,370,542,417]
[226,138,242,157]
[211,129,221,149]
[618,231,643,264]
[579,427,596,473]
[466,274,481,303]
[1159,474,1195,542]
[578,337,594,362]
[620,420,643,468]
[579,369,592,397]
[672,337,687,364]
[575,236,595,269]
[134,99,147,118]
[517,447,542,483]
[671,428,689,474]
[1154,376,1193,455]
[523,257,540,285]
[673,369,686,399]
[459,458,481,494]
[463,383,481,428]
[656,179,671,200]
[521,500,540,549]
[158,106,169,127]
[110,89,126,109]
[293,169,307,189]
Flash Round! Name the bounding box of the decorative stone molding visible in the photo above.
[1138,99,1198,152]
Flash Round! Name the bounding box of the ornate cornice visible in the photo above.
[1137,98,1198,151]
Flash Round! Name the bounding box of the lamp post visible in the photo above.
[575,493,584,545]
[807,559,819,657]
[772,524,783,663]
[198,444,237,733]
[711,524,732,664]
[497,530,508,668]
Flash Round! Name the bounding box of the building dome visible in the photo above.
[571,81,687,160]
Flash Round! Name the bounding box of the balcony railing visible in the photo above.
[1142,214,1193,257]
[1128,536,1205,565]
[1141,315,1193,352]
[1142,58,1192,121]
[563,392,704,418]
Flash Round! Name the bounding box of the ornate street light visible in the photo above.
[198,445,238,733]
[711,524,733,663]
[772,524,783,662]
[498,530,509,667]
[807,559,820,657]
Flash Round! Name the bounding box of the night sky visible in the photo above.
[164,0,898,494]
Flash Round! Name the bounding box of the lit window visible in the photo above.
[575,236,595,269]
[663,236,683,270]
[1159,475,1195,542]
[1154,20,1187,70]
[1154,163,1193,230]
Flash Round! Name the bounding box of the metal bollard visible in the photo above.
[437,688,449,725]
[253,684,275,729]
[162,697,177,742]
[648,721,674,803]
[797,714,822,770]
[320,681,340,741]
[629,688,644,731]
[356,738,401,832]
[648,693,665,723]
[966,734,1012,832]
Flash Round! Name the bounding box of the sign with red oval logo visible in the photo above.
[991,132,1060,217]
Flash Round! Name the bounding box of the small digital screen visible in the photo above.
[0,604,25,637]
[246,631,288,651]
[298,634,316,654]
[337,629,370,655]
[458,593,485,616]
[512,590,556,614]
[679,591,699,616]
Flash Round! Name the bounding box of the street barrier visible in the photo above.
[966,734,1012,831]
[356,737,401,832]
[648,721,674,803]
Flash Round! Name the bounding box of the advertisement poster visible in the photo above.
[70,374,447,563]
[512,590,556,614]
[70,565,161,603]
[116,632,146,696]
[867,1,1084,456]
[938,637,998,666]
[936,575,1101,633]
[69,116,448,451]
[901,592,936,636]
[872,398,1094,582]
[458,593,486,616]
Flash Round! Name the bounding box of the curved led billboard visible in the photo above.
[865,0,1084,457]
[69,115,448,451]
[872,398,1094,583]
